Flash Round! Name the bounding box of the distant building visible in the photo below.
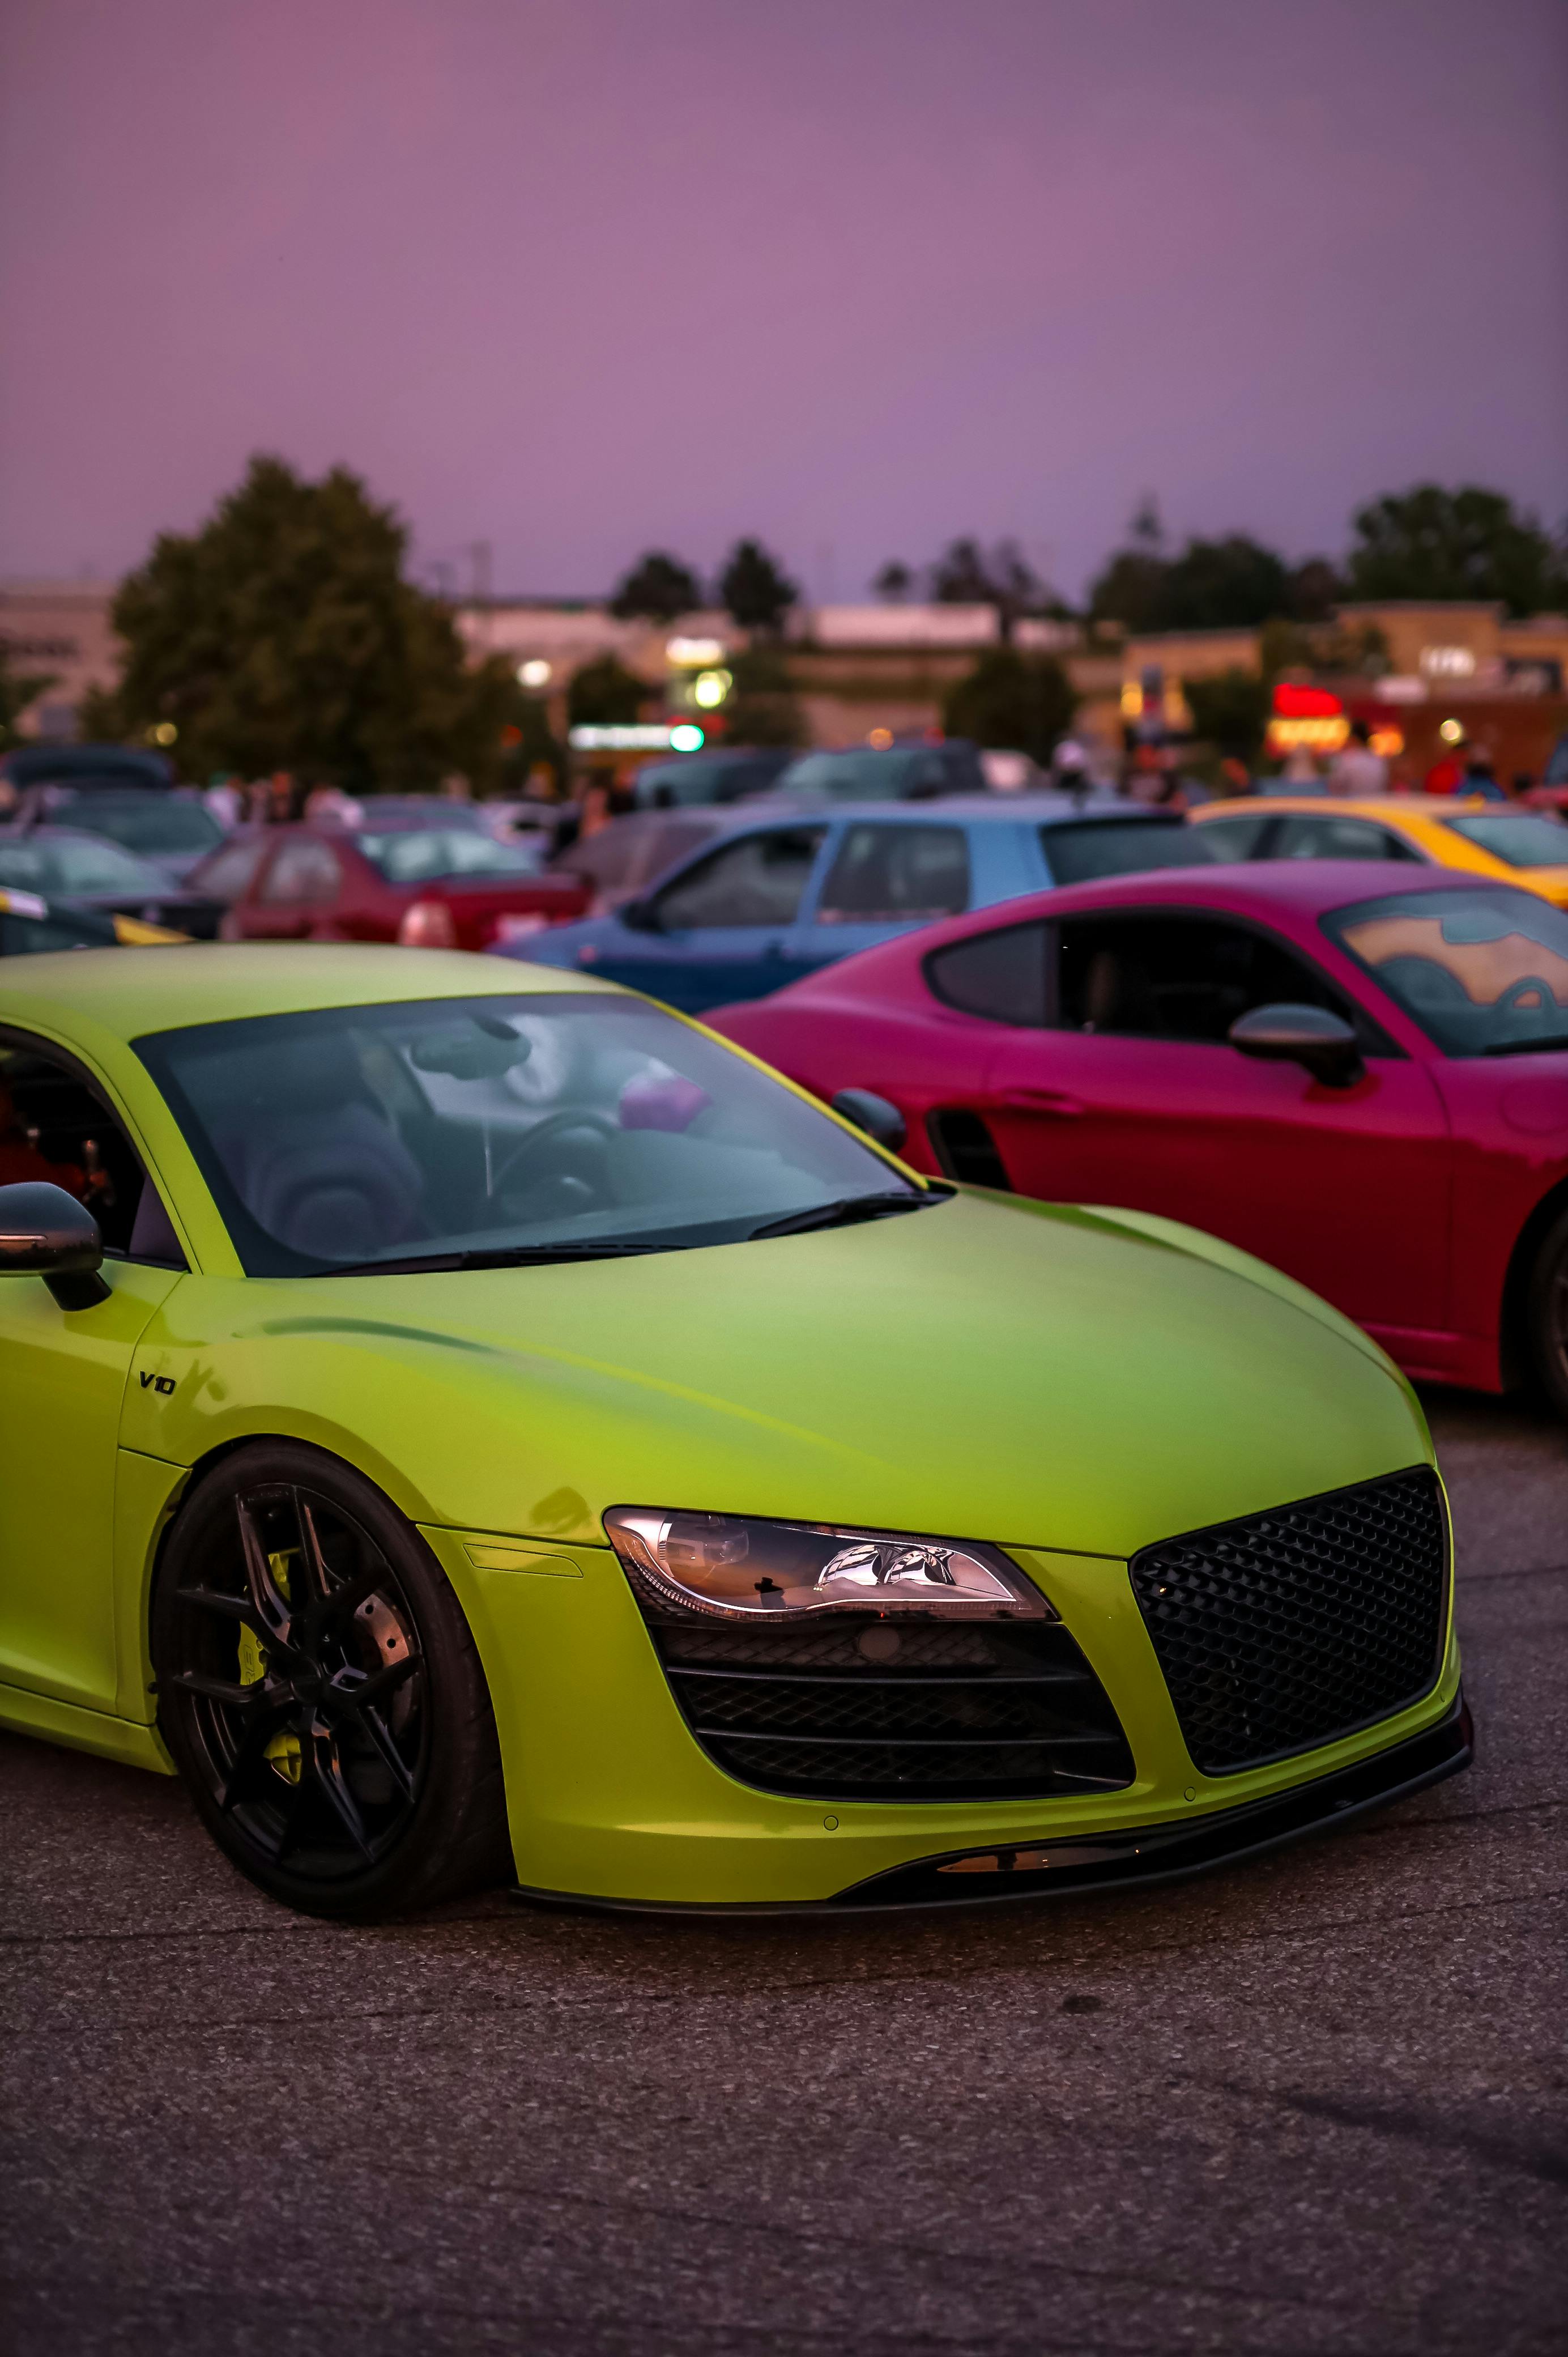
[0,582,121,738]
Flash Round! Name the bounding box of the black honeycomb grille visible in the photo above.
[1130,1467,1448,1775]
[649,1617,1134,1802]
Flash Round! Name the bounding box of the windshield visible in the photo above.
[54,795,224,858]
[0,834,167,894]
[135,992,917,1275]
[1441,812,1568,870]
[355,828,546,884]
[774,748,978,801]
[1042,819,1215,885]
[1323,887,1568,1057]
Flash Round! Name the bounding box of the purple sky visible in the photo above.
[3,0,1565,604]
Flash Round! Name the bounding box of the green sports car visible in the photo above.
[0,944,1468,1918]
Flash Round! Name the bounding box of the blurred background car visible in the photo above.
[0,884,186,955]
[708,861,1568,1408]
[1193,794,1568,908]
[10,785,229,882]
[495,795,1214,1011]
[0,827,224,937]
[629,746,800,808]
[0,743,174,798]
[547,805,755,914]
[189,815,589,948]
[760,739,988,803]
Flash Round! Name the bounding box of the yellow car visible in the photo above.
[1192,796,1568,909]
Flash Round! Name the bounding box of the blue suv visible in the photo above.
[493,795,1214,1012]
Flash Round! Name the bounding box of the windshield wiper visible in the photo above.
[323,1241,673,1276]
[749,1189,943,1241]
[1482,1035,1568,1057]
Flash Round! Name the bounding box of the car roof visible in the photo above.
[727,792,1169,829]
[0,942,629,1044]
[1195,794,1490,823]
[935,857,1523,932]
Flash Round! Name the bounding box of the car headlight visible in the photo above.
[604,1508,1054,1623]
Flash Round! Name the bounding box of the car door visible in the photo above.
[606,825,828,1010]
[789,820,974,977]
[962,909,1452,1338]
[243,835,345,939]
[0,1031,186,1712]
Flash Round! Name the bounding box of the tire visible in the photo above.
[1526,1205,1568,1419]
[152,1441,512,1920]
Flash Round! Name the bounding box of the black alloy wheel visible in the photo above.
[153,1442,511,1918]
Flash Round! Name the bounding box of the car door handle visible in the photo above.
[999,1087,1086,1116]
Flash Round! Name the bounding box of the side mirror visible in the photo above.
[620,897,664,934]
[1229,1003,1365,1090]
[0,1181,112,1309]
[831,1088,907,1152]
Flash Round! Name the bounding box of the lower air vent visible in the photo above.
[927,1109,1011,1190]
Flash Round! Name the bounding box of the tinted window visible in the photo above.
[0,1039,178,1260]
[1198,814,1275,861]
[654,829,824,928]
[0,835,165,895]
[1058,915,1352,1044]
[926,922,1048,1026]
[1041,819,1214,885]
[817,824,970,922]
[774,747,982,801]
[355,829,544,884]
[0,909,116,955]
[261,839,343,903]
[52,793,224,857]
[1275,815,1421,861]
[134,993,913,1277]
[1442,813,1568,870]
[193,836,268,900]
[1324,887,1568,1058]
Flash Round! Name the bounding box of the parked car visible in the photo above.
[0,828,224,937]
[12,786,229,882]
[0,940,1467,1917]
[498,797,1215,1011]
[765,740,988,803]
[0,884,186,955]
[188,819,589,949]
[1194,793,1568,907]
[548,806,758,914]
[630,747,800,807]
[710,860,1568,1407]
[0,743,173,795]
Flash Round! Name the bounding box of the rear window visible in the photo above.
[1199,814,1275,861]
[52,794,224,858]
[1041,819,1214,886]
[355,829,546,884]
[1442,812,1568,870]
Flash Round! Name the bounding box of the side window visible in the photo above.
[817,824,970,924]
[194,836,268,900]
[261,838,343,904]
[925,922,1049,1026]
[653,829,824,929]
[0,1039,185,1265]
[1198,815,1276,861]
[1056,916,1354,1044]
[1275,816,1421,862]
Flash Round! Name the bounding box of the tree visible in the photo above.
[1158,535,1290,631]
[1345,484,1567,616]
[91,454,514,790]
[1286,556,1344,623]
[941,648,1076,764]
[566,654,647,730]
[873,560,913,602]
[609,551,702,624]
[0,644,56,752]
[718,539,798,635]
[1087,546,1173,633]
[1182,671,1272,763]
[930,537,1047,637]
[715,645,804,748]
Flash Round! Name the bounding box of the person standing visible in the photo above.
[1328,720,1389,797]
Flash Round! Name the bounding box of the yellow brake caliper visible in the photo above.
[237,1548,302,1784]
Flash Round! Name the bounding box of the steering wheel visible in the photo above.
[490,1108,621,1198]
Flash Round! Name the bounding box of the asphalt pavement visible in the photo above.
[2,1389,1564,2356]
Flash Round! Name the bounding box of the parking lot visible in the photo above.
[2,1387,1563,2357]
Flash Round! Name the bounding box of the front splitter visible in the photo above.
[509,1691,1472,1919]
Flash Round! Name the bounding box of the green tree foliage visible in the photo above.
[873,559,913,602]
[1091,532,1291,632]
[93,455,515,790]
[1345,484,1567,616]
[609,551,702,623]
[0,644,56,751]
[930,538,1046,633]
[1182,671,1272,763]
[941,648,1076,763]
[717,645,804,748]
[719,539,798,635]
[566,654,648,730]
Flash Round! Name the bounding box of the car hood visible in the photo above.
[182,1190,1432,1562]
